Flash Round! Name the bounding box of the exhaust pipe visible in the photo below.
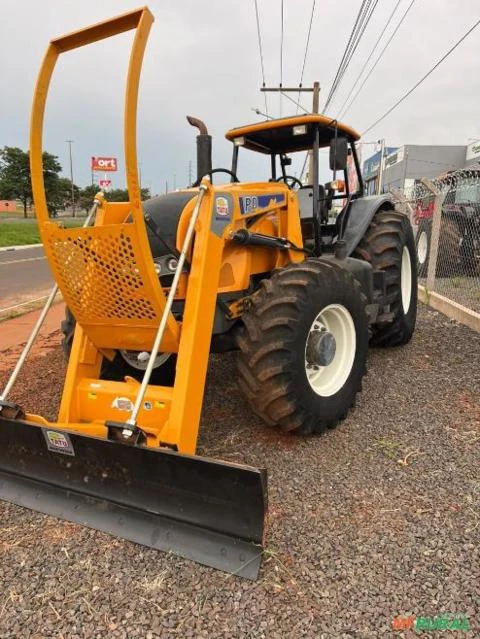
[187,116,212,183]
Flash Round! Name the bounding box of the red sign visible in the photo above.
[91,156,118,172]
[99,179,112,189]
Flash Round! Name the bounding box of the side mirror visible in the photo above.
[329,136,348,171]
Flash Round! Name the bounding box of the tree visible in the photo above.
[107,187,151,202]
[0,146,69,217]
[77,185,151,211]
[77,185,99,212]
[48,177,80,217]
[0,147,30,217]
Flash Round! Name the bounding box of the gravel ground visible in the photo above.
[0,304,479,638]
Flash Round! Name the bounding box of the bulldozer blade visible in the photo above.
[0,418,267,579]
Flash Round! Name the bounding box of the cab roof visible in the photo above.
[225,114,361,155]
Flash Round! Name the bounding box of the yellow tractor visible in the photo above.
[0,8,417,579]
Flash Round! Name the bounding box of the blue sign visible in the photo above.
[239,193,285,215]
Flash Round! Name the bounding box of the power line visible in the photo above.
[296,0,316,114]
[337,0,403,118]
[281,91,310,114]
[323,0,380,113]
[340,0,416,119]
[280,0,285,115]
[324,0,369,112]
[337,0,379,103]
[254,0,268,115]
[363,15,480,135]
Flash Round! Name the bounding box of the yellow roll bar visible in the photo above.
[28,7,182,354]
[30,6,153,223]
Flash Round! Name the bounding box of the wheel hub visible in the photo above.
[401,245,412,314]
[304,304,356,398]
[417,230,428,264]
[119,350,171,371]
[306,330,336,367]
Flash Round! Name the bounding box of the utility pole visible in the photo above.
[260,82,320,184]
[377,138,385,195]
[66,140,75,217]
[308,81,320,184]
[165,180,168,194]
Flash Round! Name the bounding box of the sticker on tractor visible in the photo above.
[111,397,134,412]
[215,196,229,218]
[239,193,285,215]
[42,429,75,456]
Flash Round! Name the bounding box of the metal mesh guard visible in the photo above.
[44,224,161,326]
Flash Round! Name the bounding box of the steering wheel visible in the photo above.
[275,175,303,190]
[191,168,239,187]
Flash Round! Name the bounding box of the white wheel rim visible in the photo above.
[417,230,428,264]
[401,246,412,314]
[119,350,171,371]
[304,304,356,397]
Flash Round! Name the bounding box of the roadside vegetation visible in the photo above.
[0,219,84,247]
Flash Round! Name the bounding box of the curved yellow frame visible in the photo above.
[30,7,154,223]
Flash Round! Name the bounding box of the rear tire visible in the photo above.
[61,307,176,386]
[237,259,369,435]
[353,208,417,347]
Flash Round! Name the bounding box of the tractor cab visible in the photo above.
[225,114,363,254]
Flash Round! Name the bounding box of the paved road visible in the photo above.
[0,245,53,309]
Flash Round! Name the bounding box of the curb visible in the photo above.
[0,243,42,252]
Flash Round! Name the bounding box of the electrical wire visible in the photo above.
[324,0,369,112]
[340,0,416,119]
[281,91,310,114]
[296,0,316,114]
[254,0,268,115]
[363,16,480,135]
[324,0,380,113]
[337,0,403,118]
[334,0,379,105]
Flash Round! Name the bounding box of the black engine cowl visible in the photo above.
[142,190,196,259]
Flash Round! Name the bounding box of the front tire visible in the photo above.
[237,260,369,435]
[61,307,176,386]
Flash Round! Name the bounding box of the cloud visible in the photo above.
[1,0,479,192]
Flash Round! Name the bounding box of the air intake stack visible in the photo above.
[187,116,212,183]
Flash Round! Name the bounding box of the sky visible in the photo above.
[0,0,479,195]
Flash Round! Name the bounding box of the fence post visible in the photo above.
[391,187,415,225]
[420,178,446,292]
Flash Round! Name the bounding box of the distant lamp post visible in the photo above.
[66,139,75,217]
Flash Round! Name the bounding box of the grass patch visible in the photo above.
[0,219,84,247]
[374,437,401,460]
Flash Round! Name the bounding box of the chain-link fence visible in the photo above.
[391,167,480,330]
